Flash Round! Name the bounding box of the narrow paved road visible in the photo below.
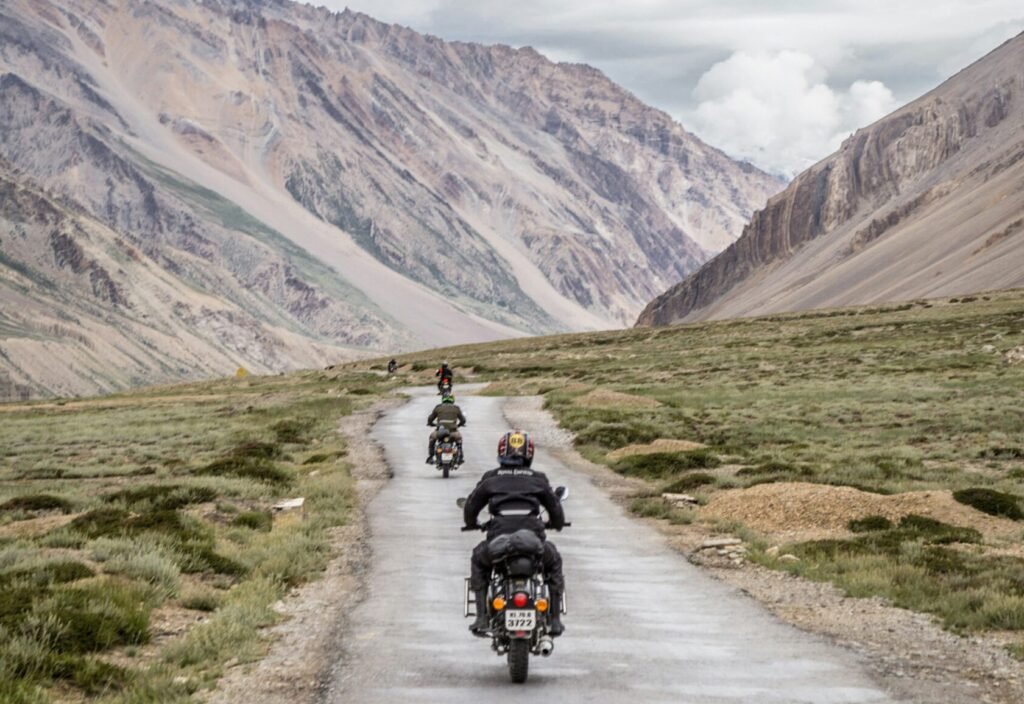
[324,389,894,703]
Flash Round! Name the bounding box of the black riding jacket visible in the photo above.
[436,365,453,381]
[463,465,565,540]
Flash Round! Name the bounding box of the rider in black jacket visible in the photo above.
[463,430,566,636]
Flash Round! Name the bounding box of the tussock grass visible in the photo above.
[0,366,393,699]
[662,473,716,492]
[612,449,720,479]
[953,488,1024,520]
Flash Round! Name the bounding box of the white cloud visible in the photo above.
[327,1,1020,174]
[685,51,898,176]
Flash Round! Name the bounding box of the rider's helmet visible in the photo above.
[497,430,534,467]
[442,394,455,404]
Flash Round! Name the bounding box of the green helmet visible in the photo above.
[442,394,455,404]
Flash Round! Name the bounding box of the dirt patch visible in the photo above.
[701,482,1021,542]
[607,438,706,461]
[574,388,661,409]
[0,511,79,538]
[204,397,401,704]
[502,396,1024,704]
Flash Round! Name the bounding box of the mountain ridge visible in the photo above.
[0,0,780,396]
[637,32,1024,327]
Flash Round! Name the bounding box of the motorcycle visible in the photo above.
[439,378,453,395]
[457,487,570,683]
[425,423,462,478]
[433,426,462,478]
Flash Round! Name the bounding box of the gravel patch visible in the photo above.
[702,481,1021,542]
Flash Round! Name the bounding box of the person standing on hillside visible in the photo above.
[436,360,453,393]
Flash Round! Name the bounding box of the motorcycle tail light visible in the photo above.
[534,598,549,612]
[491,597,506,610]
[512,592,528,608]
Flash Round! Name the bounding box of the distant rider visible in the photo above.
[435,360,453,394]
[387,358,398,374]
[463,431,566,637]
[426,394,466,464]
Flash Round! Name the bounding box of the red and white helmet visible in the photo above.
[497,430,534,466]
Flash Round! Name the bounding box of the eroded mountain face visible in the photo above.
[638,34,1024,327]
[0,0,779,396]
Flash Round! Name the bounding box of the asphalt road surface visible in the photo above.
[323,389,894,703]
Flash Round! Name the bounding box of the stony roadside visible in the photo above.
[204,397,402,704]
[503,395,1024,704]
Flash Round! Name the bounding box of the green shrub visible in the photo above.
[197,454,291,485]
[68,508,132,538]
[613,449,720,479]
[0,560,94,588]
[737,460,815,477]
[0,494,73,514]
[662,473,715,492]
[180,587,223,612]
[104,485,217,511]
[232,511,272,532]
[574,422,659,450]
[103,550,181,600]
[980,446,1024,460]
[848,515,893,532]
[33,581,151,654]
[230,442,281,460]
[953,488,1023,520]
[272,420,312,444]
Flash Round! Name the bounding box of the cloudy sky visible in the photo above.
[323,1,1024,176]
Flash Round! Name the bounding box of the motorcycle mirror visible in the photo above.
[456,497,467,508]
[554,486,569,502]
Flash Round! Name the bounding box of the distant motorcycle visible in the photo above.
[439,378,453,396]
[458,487,570,683]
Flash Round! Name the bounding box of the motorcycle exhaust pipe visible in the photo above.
[538,636,554,657]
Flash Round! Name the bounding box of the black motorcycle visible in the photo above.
[439,379,453,396]
[433,426,461,478]
[458,488,570,683]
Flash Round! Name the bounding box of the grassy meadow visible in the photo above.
[383,289,1024,650]
[2,288,1023,703]
[0,368,396,703]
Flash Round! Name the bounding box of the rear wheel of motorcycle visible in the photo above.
[442,464,450,479]
[508,639,529,683]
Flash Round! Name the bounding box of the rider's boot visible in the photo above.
[457,442,465,465]
[469,588,490,636]
[548,588,565,637]
[426,440,436,464]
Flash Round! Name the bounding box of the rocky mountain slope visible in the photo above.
[638,33,1024,326]
[0,0,779,396]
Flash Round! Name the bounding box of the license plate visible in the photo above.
[441,452,454,461]
[505,610,535,630]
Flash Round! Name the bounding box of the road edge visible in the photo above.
[204,395,403,704]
